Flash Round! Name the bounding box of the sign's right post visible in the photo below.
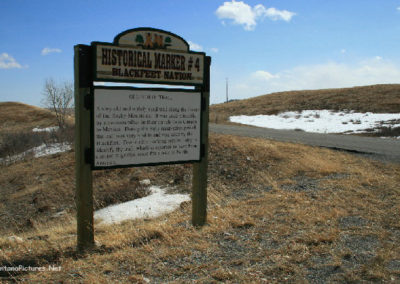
[192,56,211,227]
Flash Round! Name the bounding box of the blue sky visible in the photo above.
[1,0,400,106]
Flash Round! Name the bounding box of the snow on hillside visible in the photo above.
[32,126,59,132]
[0,143,71,164]
[33,143,71,157]
[0,126,70,164]
[230,110,400,136]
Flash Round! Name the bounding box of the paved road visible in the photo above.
[210,123,400,163]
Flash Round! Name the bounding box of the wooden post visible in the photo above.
[192,56,211,226]
[74,45,95,252]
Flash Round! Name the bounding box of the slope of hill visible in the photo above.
[0,102,77,160]
[0,102,58,134]
[210,84,400,124]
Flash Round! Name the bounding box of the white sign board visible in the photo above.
[93,87,201,168]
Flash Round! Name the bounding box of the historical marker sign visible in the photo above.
[93,28,205,85]
[93,87,202,169]
[74,27,210,252]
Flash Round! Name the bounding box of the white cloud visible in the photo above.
[0,53,25,69]
[216,0,295,31]
[255,6,296,22]
[252,70,279,80]
[230,58,400,100]
[210,47,219,53]
[341,49,346,54]
[216,0,256,30]
[188,41,203,51]
[41,47,62,56]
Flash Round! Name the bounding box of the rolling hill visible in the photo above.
[0,102,58,134]
[210,84,400,124]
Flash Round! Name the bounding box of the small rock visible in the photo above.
[52,210,67,218]
[7,236,24,243]
[130,172,140,182]
[37,205,50,213]
[387,259,400,271]
[69,272,83,278]
[139,179,151,186]
[339,216,368,229]
[130,176,139,182]
[26,218,35,228]
[27,235,49,241]
[103,270,113,275]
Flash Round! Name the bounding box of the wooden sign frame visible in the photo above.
[74,28,211,252]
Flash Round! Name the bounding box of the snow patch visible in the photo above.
[32,126,59,132]
[33,143,71,157]
[94,186,190,225]
[0,143,71,164]
[139,179,151,186]
[230,110,400,134]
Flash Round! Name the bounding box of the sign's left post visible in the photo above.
[74,45,94,252]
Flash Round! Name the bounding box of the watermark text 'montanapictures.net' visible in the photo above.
[0,265,61,272]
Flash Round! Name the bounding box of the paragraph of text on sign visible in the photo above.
[93,88,201,168]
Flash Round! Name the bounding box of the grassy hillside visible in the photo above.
[0,102,58,134]
[210,84,400,124]
[0,102,76,160]
[0,101,399,282]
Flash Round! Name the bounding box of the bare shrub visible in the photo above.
[0,126,74,161]
[49,124,75,144]
[0,131,49,158]
[41,78,74,130]
[375,126,400,137]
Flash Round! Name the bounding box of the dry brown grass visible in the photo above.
[210,84,400,124]
[0,102,58,134]
[0,102,76,152]
[0,150,188,234]
[0,101,399,281]
[1,133,399,282]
